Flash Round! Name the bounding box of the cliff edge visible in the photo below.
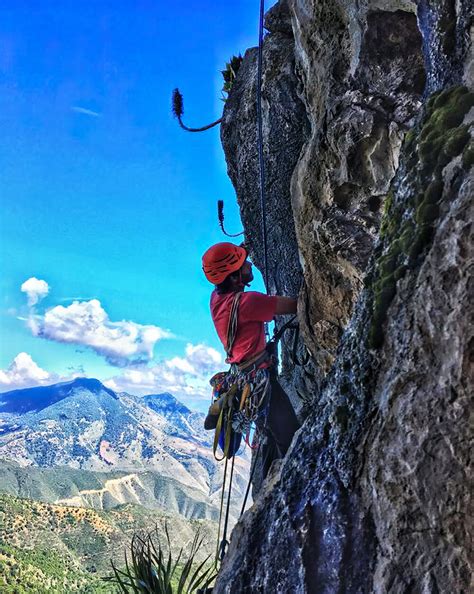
[216,0,473,592]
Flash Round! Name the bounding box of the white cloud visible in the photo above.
[166,357,195,374]
[166,344,222,375]
[0,355,88,393]
[0,352,50,391]
[71,106,101,117]
[0,344,224,410]
[28,298,172,366]
[104,343,223,400]
[21,277,50,306]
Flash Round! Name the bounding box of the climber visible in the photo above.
[202,241,300,481]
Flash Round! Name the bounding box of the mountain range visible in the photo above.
[0,378,250,519]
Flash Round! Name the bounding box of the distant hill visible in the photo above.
[0,379,250,518]
[0,381,243,591]
[142,392,209,442]
[0,460,221,521]
[0,377,116,415]
[0,492,216,593]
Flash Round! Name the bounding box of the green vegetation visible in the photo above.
[462,139,474,169]
[107,525,217,593]
[369,85,473,348]
[172,54,243,132]
[221,54,243,101]
[0,544,113,593]
[0,493,216,593]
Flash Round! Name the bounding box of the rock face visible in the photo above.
[221,1,317,410]
[216,0,473,592]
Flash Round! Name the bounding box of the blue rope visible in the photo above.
[256,0,269,295]
[220,0,271,540]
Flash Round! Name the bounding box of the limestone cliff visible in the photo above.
[216,0,473,592]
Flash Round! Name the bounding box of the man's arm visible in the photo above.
[275,296,297,315]
[241,292,297,320]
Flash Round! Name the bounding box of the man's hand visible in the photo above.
[275,296,297,315]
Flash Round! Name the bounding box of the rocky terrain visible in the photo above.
[0,378,250,517]
[1,1,471,591]
[0,493,216,593]
[0,380,244,590]
[0,460,222,520]
[214,0,473,592]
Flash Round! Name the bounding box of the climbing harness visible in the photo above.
[211,364,272,565]
[210,310,301,565]
[209,293,272,462]
[209,289,273,564]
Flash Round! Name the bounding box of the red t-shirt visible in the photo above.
[210,290,278,364]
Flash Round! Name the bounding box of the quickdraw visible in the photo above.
[209,363,271,461]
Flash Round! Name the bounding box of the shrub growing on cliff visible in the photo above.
[221,54,243,100]
[107,525,216,593]
[172,54,242,132]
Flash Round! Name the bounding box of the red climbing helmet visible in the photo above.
[202,242,247,284]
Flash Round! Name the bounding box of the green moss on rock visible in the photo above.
[368,86,473,349]
[416,201,440,225]
[462,141,474,169]
[424,179,444,204]
[443,126,470,157]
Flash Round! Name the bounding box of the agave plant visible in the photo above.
[221,54,243,101]
[106,524,217,593]
[172,89,222,132]
[171,54,243,132]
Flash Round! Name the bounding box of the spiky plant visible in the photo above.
[172,89,222,132]
[171,54,243,132]
[221,54,243,101]
[106,524,217,593]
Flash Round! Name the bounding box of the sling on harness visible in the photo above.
[205,294,301,562]
[206,292,244,460]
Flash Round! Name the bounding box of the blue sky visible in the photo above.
[0,1,269,409]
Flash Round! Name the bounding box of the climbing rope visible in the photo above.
[215,455,229,566]
[214,0,268,293]
[240,441,261,515]
[256,0,269,293]
[213,0,277,564]
[218,454,236,562]
[229,0,271,526]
